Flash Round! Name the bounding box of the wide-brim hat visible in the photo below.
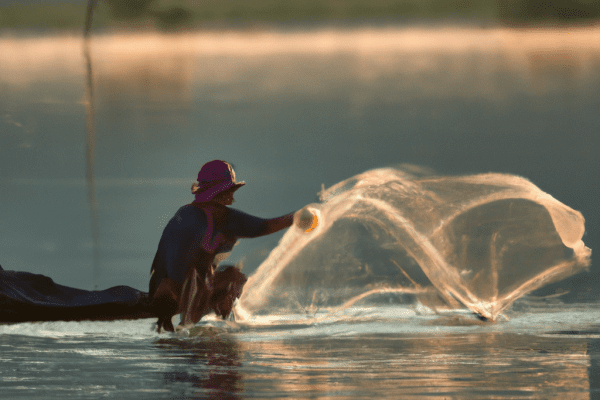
[191,160,245,202]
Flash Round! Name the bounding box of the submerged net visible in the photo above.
[238,166,591,321]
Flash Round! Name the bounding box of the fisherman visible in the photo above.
[149,160,298,332]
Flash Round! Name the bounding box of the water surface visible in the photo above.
[1,26,597,293]
[1,302,600,399]
[1,26,599,398]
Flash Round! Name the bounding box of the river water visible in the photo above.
[1,302,600,399]
[0,25,599,398]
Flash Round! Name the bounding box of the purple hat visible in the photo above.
[191,160,245,202]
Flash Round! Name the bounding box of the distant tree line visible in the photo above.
[497,0,600,22]
[102,0,600,28]
[1,0,599,30]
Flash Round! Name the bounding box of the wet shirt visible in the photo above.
[149,204,268,291]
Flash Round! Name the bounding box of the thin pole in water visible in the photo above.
[84,0,100,290]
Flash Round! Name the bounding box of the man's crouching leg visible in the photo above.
[178,265,214,329]
[211,266,247,320]
[150,277,181,333]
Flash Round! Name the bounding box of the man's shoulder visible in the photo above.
[171,203,208,222]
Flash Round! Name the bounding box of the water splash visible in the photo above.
[239,166,591,321]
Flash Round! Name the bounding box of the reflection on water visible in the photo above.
[2,27,600,97]
[151,328,593,399]
[0,308,599,399]
[156,330,243,399]
[589,339,600,399]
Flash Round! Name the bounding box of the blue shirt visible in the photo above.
[149,204,269,293]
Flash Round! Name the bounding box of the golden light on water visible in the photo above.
[236,333,590,398]
[1,26,600,95]
[0,25,598,143]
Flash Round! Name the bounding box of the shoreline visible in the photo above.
[1,20,600,37]
[1,0,599,32]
